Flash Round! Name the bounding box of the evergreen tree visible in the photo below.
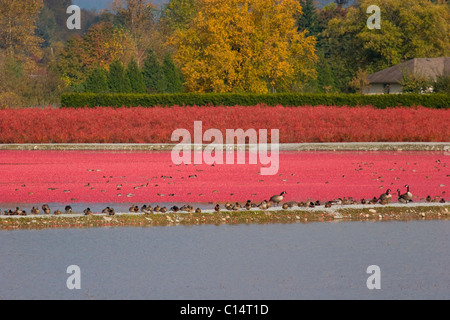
[126,59,146,93]
[142,50,166,93]
[108,60,131,93]
[162,54,183,93]
[85,67,109,93]
[315,50,335,92]
[297,0,320,37]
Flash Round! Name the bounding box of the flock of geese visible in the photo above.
[1,184,446,217]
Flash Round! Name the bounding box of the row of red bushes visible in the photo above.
[0,105,448,143]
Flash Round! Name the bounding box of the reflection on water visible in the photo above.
[0,220,448,300]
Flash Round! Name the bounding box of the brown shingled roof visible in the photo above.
[367,57,450,84]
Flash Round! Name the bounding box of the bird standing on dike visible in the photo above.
[404,185,413,202]
[378,189,392,204]
[270,191,287,206]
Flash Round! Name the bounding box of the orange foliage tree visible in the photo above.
[169,0,318,93]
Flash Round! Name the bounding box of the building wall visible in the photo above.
[364,83,403,95]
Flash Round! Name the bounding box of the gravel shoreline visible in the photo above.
[1,203,448,230]
[1,142,449,151]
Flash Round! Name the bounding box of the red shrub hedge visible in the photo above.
[0,105,448,143]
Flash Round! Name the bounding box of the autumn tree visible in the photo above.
[111,0,166,64]
[349,68,370,94]
[162,0,199,31]
[0,0,44,64]
[57,22,136,88]
[170,0,317,93]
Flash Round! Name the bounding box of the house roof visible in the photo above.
[367,57,450,84]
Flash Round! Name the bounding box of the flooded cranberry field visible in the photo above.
[0,150,448,211]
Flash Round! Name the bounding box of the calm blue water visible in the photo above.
[0,220,448,300]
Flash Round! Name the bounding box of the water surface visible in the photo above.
[0,220,448,300]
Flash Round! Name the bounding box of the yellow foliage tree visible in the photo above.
[0,0,44,68]
[169,0,318,93]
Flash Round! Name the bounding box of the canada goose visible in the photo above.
[214,204,220,212]
[83,208,93,216]
[379,189,392,203]
[426,195,432,202]
[108,208,115,216]
[270,191,287,206]
[397,189,408,203]
[404,185,413,201]
[65,206,73,214]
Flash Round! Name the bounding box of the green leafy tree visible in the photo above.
[401,71,433,94]
[85,67,109,93]
[126,59,146,93]
[142,50,166,93]
[162,54,183,93]
[323,0,450,92]
[434,75,450,93]
[108,60,132,93]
